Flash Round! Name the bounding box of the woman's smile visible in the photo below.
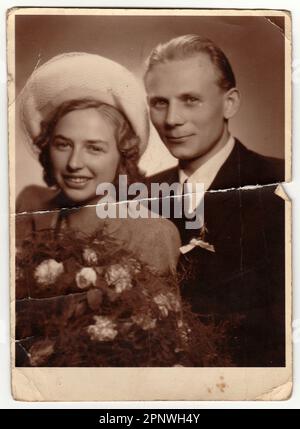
[63,174,93,188]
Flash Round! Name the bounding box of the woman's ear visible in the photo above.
[223,88,241,120]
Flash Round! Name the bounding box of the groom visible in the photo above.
[144,35,285,366]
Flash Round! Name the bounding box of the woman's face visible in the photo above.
[50,108,121,204]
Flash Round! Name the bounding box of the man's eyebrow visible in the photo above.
[149,95,169,102]
[149,92,201,100]
[179,92,201,98]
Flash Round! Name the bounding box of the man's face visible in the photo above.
[145,54,229,161]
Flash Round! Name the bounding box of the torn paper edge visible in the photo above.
[8,8,292,402]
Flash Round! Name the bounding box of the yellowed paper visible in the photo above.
[8,8,292,401]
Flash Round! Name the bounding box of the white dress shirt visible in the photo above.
[179,135,235,213]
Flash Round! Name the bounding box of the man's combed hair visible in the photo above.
[145,34,236,91]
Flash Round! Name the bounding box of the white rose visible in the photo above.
[132,313,157,330]
[87,316,118,341]
[34,259,64,286]
[76,267,97,289]
[154,292,181,318]
[82,247,98,265]
[105,264,132,294]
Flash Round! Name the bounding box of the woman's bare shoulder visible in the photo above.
[16,185,59,213]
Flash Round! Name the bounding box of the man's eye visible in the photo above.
[185,96,200,105]
[151,99,168,109]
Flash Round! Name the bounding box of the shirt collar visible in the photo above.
[179,135,235,191]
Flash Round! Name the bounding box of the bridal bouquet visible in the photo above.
[15,229,231,367]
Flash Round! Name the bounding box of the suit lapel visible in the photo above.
[181,141,243,244]
[208,139,242,191]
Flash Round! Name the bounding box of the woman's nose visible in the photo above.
[165,103,184,127]
[67,148,84,170]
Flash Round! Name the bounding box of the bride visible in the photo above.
[14,52,187,367]
[16,52,181,274]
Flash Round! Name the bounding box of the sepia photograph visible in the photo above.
[8,8,292,401]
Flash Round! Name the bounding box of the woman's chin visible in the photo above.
[61,189,98,206]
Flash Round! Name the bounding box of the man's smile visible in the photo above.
[165,134,195,143]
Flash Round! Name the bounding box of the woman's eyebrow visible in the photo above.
[53,134,72,141]
[85,140,109,146]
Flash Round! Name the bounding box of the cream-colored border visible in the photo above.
[7,4,16,393]
[8,8,292,401]
[7,8,293,17]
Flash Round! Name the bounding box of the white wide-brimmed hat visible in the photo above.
[18,52,150,156]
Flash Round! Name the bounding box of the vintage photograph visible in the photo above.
[8,8,292,400]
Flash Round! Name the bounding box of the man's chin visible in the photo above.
[168,148,200,161]
[167,144,214,162]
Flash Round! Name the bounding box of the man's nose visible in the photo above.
[165,103,184,127]
[67,147,84,170]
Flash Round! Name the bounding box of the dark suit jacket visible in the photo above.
[148,140,285,366]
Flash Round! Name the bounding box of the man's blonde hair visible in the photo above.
[145,34,236,91]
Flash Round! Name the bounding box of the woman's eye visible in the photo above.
[53,141,71,150]
[87,145,104,153]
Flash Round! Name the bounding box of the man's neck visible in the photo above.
[179,127,231,176]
